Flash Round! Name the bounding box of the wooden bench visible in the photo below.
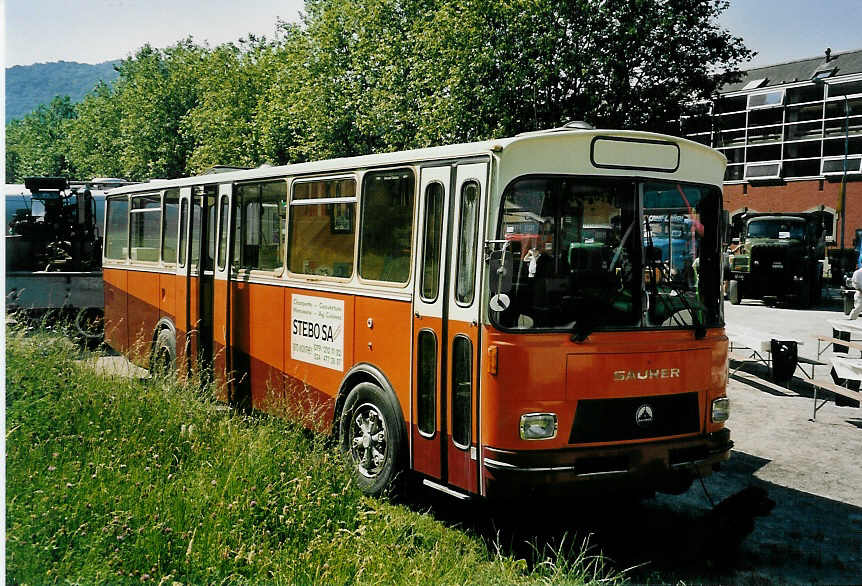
[815,335,862,355]
[808,376,861,420]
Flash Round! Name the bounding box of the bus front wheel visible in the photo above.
[339,382,403,497]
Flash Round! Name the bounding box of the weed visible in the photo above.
[6,328,621,584]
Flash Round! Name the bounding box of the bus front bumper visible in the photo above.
[482,429,732,500]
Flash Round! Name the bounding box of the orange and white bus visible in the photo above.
[102,123,732,499]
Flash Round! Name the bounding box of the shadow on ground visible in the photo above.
[399,450,862,584]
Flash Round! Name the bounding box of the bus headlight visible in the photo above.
[711,397,730,423]
[519,413,558,440]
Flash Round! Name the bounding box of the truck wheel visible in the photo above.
[798,281,811,308]
[339,382,403,497]
[728,280,741,305]
[150,328,176,374]
[74,307,104,348]
[812,273,823,305]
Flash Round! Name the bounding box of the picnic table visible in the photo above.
[726,324,818,380]
[809,319,862,416]
[727,321,860,420]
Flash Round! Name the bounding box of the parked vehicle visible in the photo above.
[5,177,132,341]
[727,212,825,307]
[102,125,732,502]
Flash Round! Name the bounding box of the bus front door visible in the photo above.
[412,162,487,495]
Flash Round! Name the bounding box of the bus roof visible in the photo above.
[104,127,726,197]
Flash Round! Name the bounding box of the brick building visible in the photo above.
[684,48,862,249]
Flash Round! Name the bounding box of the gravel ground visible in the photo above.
[626,297,862,584]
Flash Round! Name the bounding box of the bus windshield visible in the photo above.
[493,176,723,335]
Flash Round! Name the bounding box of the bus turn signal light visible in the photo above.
[488,345,498,375]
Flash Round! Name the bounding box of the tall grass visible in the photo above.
[6,329,621,584]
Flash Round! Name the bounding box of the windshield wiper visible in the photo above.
[652,256,706,339]
[645,222,706,339]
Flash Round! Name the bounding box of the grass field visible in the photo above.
[5,329,621,585]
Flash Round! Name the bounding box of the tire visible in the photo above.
[798,280,811,308]
[812,272,823,305]
[339,382,404,497]
[150,328,176,374]
[74,307,104,348]
[728,280,741,305]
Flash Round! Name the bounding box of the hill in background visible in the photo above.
[5,60,120,123]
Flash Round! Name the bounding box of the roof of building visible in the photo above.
[721,48,862,93]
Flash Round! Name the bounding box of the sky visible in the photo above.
[3,0,862,69]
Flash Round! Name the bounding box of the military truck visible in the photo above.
[727,212,825,307]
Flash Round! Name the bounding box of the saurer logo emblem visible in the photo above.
[613,368,680,382]
[635,404,655,427]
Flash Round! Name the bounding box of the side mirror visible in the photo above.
[488,248,514,296]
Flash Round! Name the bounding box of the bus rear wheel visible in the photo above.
[339,382,403,497]
[150,328,176,374]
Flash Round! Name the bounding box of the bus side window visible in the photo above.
[451,335,472,448]
[129,193,160,262]
[420,182,445,300]
[288,178,356,277]
[162,189,179,265]
[234,181,287,272]
[417,330,437,436]
[178,199,188,267]
[455,181,480,305]
[359,169,415,283]
[217,194,228,270]
[105,196,129,260]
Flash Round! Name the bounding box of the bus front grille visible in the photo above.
[569,392,700,444]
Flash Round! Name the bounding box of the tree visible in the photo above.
[64,81,125,180]
[5,96,77,182]
[284,0,753,154]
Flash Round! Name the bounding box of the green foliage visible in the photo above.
[5,96,77,182]
[4,0,752,182]
[6,330,620,584]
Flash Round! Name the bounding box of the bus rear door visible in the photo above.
[177,185,216,374]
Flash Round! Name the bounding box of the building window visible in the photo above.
[821,156,862,175]
[747,90,785,109]
[744,161,782,180]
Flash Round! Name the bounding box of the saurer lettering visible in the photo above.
[613,368,680,382]
[292,319,335,342]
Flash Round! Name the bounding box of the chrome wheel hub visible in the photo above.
[350,402,388,478]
